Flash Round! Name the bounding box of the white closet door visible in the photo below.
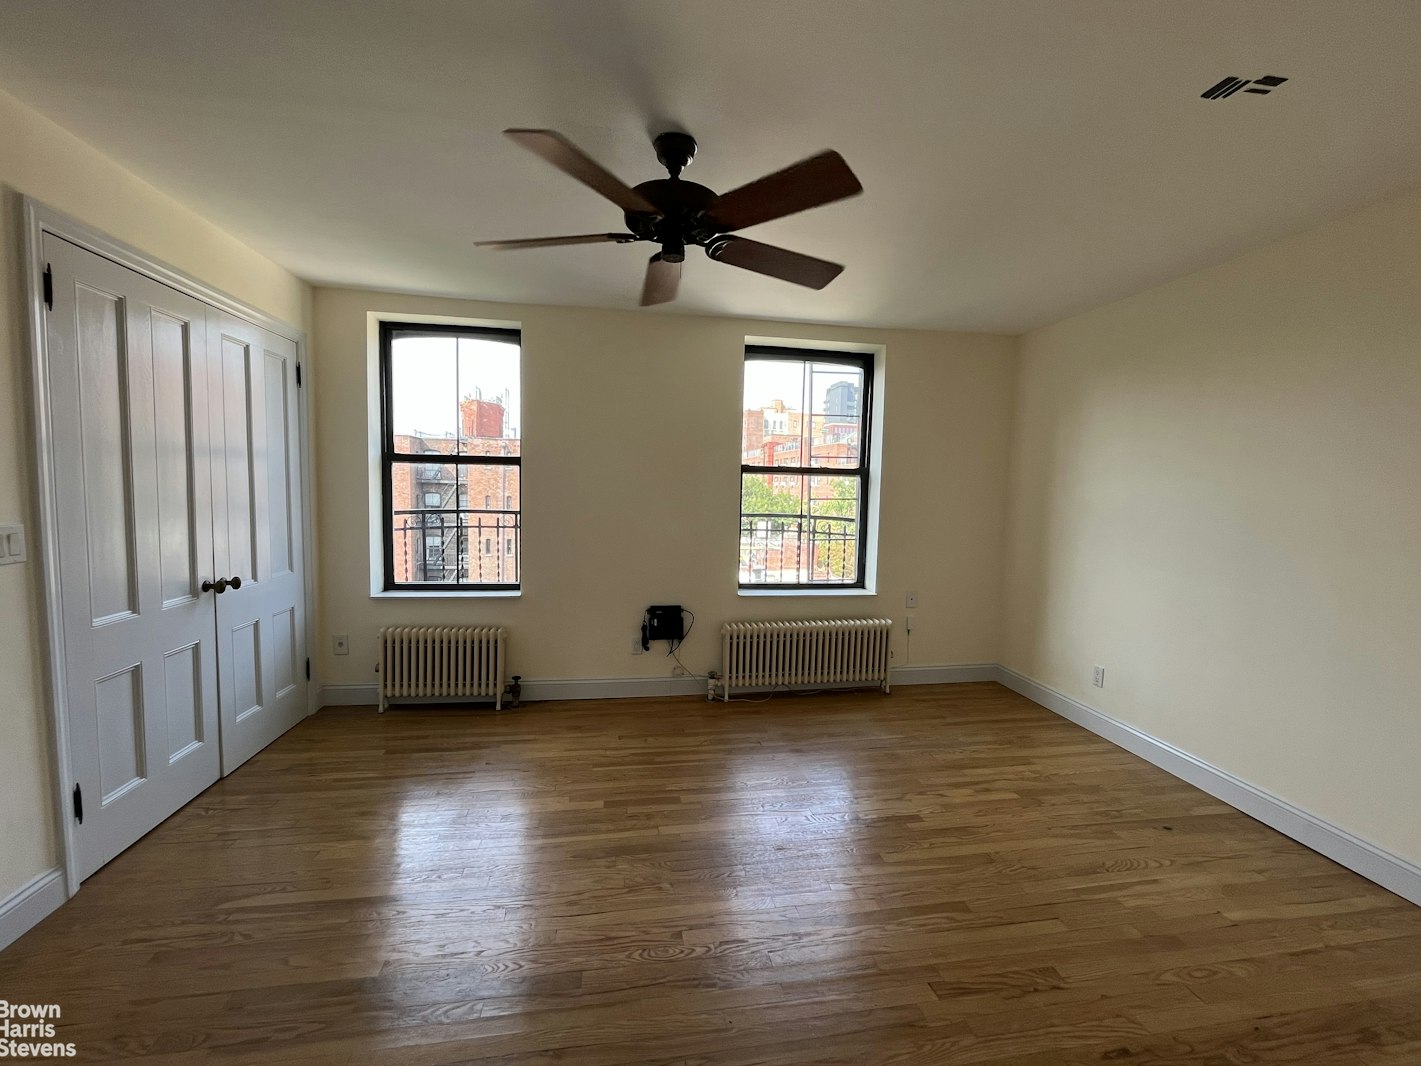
[45,235,222,881]
[208,312,308,774]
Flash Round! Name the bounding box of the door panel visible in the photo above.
[95,665,144,801]
[272,607,297,695]
[46,236,223,881]
[209,312,308,773]
[74,283,137,624]
[230,620,262,719]
[264,351,294,575]
[216,335,256,582]
[152,311,199,605]
[162,643,204,760]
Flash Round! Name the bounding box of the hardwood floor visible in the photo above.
[3,682,1419,1063]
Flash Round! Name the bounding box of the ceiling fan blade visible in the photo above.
[706,237,844,289]
[476,233,636,250]
[640,253,681,306]
[705,151,863,232]
[505,129,659,216]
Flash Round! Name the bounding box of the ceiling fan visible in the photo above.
[478,129,863,306]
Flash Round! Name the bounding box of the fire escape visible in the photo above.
[417,463,464,581]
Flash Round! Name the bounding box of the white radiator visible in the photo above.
[378,626,509,712]
[719,618,893,699]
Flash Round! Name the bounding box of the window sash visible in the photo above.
[739,348,873,589]
[379,321,522,591]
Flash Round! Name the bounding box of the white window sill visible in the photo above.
[370,589,521,599]
[738,587,877,598]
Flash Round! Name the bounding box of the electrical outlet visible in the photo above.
[333,634,350,656]
[671,665,687,678]
[905,590,919,609]
[0,525,25,565]
[631,637,644,655]
[905,614,914,633]
[1093,665,1105,688]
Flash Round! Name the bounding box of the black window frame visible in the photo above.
[739,345,875,589]
[379,321,522,591]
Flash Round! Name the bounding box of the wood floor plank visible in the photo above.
[1,682,1418,1063]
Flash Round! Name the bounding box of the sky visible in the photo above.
[390,339,856,436]
[390,335,521,438]
[743,359,861,413]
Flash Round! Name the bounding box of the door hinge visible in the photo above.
[295,362,302,387]
[305,657,311,681]
[43,263,54,311]
[72,782,83,824]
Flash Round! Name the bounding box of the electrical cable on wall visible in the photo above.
[667,608,703,679]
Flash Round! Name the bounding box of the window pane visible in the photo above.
[739,472,860,585]
[742,358,863,469]
[808,363,863,468]
[460,465,519,512]
[389,332,521,459]
[389,492,460,585]
[391,460,457,523]
[461,467,520,586]
[390,460,519,585]
[742,359,804,467]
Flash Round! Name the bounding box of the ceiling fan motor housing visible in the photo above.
[626,178,721,257]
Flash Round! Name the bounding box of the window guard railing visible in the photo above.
[391,510,520,586]
[738,513,859,586]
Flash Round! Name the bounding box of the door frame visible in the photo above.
[22,198,317,898]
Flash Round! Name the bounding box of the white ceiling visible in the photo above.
[2,0,1420,332]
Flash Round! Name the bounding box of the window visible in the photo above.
[380,322,521,590]
[739,347,873,588]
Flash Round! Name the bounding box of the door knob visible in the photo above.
[201,577,229,594]
[228,576,243,590]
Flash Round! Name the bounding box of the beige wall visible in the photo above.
[0,87,308,900]
[314,288,1016,688]
[1003,184,1421,866]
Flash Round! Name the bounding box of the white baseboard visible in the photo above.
[318,676,707,709]
[0,867,66,951]
[891,663,999,685]
[320,664,996,711]
[318,684,380,706]
[995,666,1421,907]
[521,676,706,701]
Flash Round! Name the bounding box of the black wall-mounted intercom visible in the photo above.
[642,605,686,650]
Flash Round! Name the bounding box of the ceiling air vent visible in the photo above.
[1201,74,1288,100]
